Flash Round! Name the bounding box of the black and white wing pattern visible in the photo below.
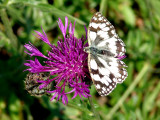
[86,12,128,96]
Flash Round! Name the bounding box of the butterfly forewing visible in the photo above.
[88,12,126,57]
[87,12,128,96]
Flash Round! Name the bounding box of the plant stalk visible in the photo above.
[88,97,101,120]
[106,63,150,119]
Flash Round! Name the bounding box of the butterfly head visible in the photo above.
[84,46,98,54]
[83,47,90,53]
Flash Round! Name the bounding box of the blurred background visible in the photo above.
[0,0,160,120]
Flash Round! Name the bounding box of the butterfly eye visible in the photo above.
[83,47,89,53]
[100,50,107,55]
[102,50,105,54]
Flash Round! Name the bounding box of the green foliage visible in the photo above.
[0,0,160,120]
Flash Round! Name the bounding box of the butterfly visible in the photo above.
[84,12,128,96]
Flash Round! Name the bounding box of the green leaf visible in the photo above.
[126,62,134,84]
[30,3,86,25]
[120,6,136,26]
[143,81,160,115]
[7,6,25,23]
[0,31,10,47]
[9,94,22,120]
[8,1,86,25]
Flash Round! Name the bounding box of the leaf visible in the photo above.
[8,94,22,120]
[0,31,10,47]
[31,3,86,25]
[8,1,86,25]
[142,81,160,118]
[125,62,134,85]
[120,6,136,26]
[7,6,25,23]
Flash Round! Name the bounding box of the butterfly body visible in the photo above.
[85,12,128,96]
[84,46,104,55]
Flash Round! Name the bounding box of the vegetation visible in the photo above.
[0,0,160,120]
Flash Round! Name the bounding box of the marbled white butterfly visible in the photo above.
[84,12,128,96]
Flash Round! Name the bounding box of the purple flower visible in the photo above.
[24,17,91,105]
[117,54,126,60]
[67,82,91,99]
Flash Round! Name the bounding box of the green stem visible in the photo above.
[145,0,153,30]
[88,97,101,120]
[0,8,18,51]
[99,0,108,15]
[67,102,91,114]
[106,63,150,119]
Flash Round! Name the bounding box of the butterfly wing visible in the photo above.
[88,54,117,96]
[87,12,127,96]
[88,12,126,57]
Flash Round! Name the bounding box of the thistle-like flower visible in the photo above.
[24,17,91,105]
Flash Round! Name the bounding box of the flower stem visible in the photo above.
[88,97,101,120]
[100,0,108,15]
[106,63,150,119]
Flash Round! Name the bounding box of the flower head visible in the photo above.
[24,17,91,105]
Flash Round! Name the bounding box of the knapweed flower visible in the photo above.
[25,73,52,97]
[24,17,91,105]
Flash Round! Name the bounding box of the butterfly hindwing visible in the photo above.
[88,54,117,96]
